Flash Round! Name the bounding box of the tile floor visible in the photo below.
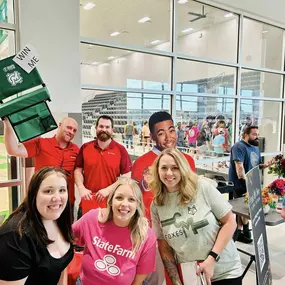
[238,221,285,284]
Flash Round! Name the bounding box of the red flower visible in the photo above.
[276,180,284,189]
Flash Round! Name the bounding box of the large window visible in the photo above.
[81,44,171,90]
[176,1,239,63]
[80,0,285,164]
[0,1,18,224]
[242,18,285,71]
[176,59,236,95]
[0,0,14,24]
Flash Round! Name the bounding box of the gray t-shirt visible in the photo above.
[151,177,242,282]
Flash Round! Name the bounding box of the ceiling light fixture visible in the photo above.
[262,30,268,33]
[182,27,194,33]
[110,32,120,37]
[92,61,99,65]
[151,40,161,45]
[178,0,188,4]
[108,56,115,60]
[83,2,96,10]
[224,13,233,18]
[138,17,151,23]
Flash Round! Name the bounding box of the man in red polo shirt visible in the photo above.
[74,115,132,215]
[3,117,79,214]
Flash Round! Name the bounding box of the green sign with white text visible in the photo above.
[0,55,43,101]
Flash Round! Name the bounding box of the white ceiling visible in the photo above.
[80,0,237,64]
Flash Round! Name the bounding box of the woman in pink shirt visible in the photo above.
[73,178,157,285]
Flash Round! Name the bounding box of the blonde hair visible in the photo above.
[150,148,198,206]
[100,178,149,254]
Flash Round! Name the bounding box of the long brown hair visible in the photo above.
[1,167,74,248]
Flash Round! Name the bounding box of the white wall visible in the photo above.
[19,0,81,114]
[209,0,285,26]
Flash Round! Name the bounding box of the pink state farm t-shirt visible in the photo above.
[72,209,157,285]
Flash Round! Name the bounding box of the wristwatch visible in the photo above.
[208,250,220,262]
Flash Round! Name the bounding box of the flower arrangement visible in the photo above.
[268,154,285,178]
[267,178,285,196]
[244,188,272,207]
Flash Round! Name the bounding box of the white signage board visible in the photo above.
[13,44,39,74]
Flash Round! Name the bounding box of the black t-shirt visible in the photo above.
[0,220,73,285]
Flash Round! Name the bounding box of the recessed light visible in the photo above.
[92,61,99,65]
[182,28,194,33]
[83,2,96,10]
[224,13,233,18]
[262,30,268,33]
[178,0,188,4]
[108,56,115,60]
[110,32,120,37]
[138,17,151,23]
[151,40,160,45]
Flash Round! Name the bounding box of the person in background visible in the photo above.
[124,120,135,149]
[150,148,242,285]
[227,118,233,145]
[196,121,211,154]
[75,115,132,217]
[229,126,274,243]
[3,117,79,220]
[176,122,185,148]
[213,120,229,152]
[73,178,156,285]
[0,167,74,285]
[141,120,151,152]
[213,129,225,157]
[187,122,199,148]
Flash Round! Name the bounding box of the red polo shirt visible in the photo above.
[23,136,79,204]
[132,148,196,220]
[75,139,132,193]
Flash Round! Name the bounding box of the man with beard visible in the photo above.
[75,115,132,217]
[229,126,273,243]
[3,117,79,218]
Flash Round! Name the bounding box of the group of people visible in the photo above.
[175,118,231,156]
[1,111,264,285]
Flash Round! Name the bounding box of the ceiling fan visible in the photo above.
[188,6,207,22]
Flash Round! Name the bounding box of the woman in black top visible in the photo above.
[0,167,74,285]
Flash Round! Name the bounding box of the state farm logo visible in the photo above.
[94,254,120,276]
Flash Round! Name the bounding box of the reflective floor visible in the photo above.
[238,221,285,285]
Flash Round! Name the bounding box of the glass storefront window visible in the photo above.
[240,69,283,98]
[81,44,171,91]
[80,0,171,52]
[176,59,236,95]
[176,1,238,63]
[239,99,281,152]
[242,18,285,71]
[0,0,14,24]
[0,28,15,59]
